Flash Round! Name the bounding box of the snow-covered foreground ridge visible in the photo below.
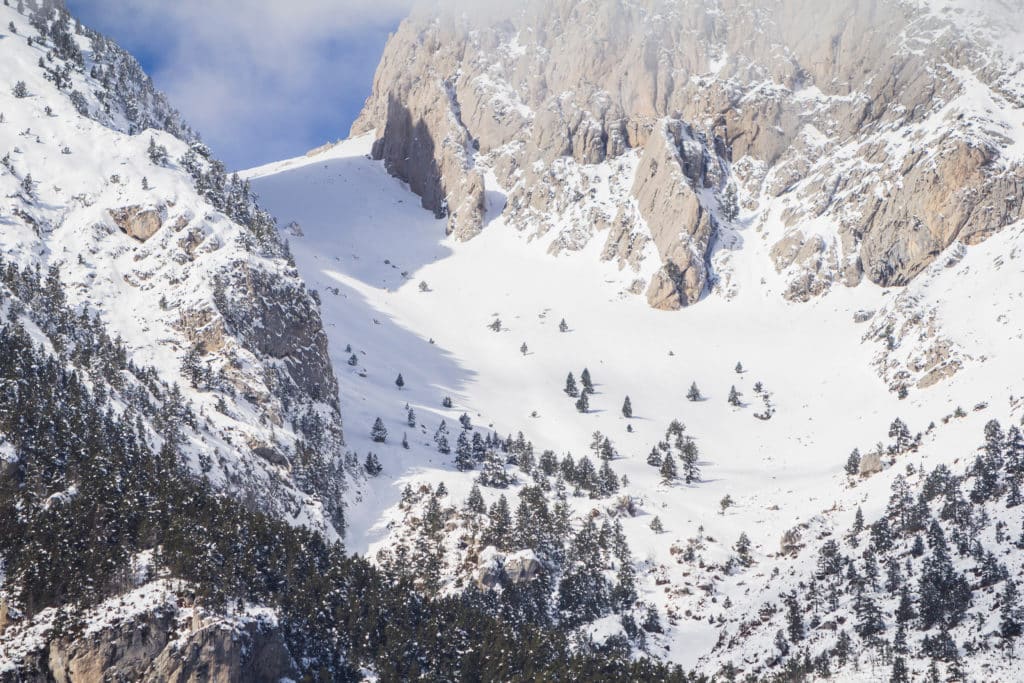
[246,127,1024,678]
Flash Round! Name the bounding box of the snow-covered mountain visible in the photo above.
[0,0,351,538]
[3,0,1024,680]
[240,0,1024,679]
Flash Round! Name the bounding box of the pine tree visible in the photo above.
[575,390,589,413]
[888,417,912,454]
[853,590,885,640]
[1001,578,1022,639]
[680,438,701,483]
[687,382,702,401]
[395,373,404,389]
[646,447,663,467]
[147,136,168,165]
[489,318,501,332]
[728,385,742,406]
[459,412,472,430]
[735,361,744,374]
[559,318,569,333]
[363,452,382,476]
[454,431,474,471]
[520,342,528,355]
[406,407,416,427]
[890,656,910,683]
[734,532,753,567]
[621,396,632,419]
[465,483,486,514]
[401,432,409,450]
[564,372,579,397]
[478,450,510,488]
[845,448,861,475]
[600,437,615,461]
[433,421,450,454]
[720,181,739,221]
[649,516,664,533]
[580,368,593,392]
[784,591,804,642]
[12,80,28,98]
[347,353,358,366]
[660,453,677,483]
[484,495,512,548]
[441,396,453,408]
[371,417,387,443]
[20,173,33,199]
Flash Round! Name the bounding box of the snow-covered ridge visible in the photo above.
[0,1,352,537]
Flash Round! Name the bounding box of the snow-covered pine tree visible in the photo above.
[455,431,474,471]
[371,417,388,443]
[364,452,383,476]
[433,421,450,454]
[564,372,579,397]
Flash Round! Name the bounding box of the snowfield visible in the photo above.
[247,134,1024,671]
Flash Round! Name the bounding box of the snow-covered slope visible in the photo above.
[0,2,351,537]
[247,129,1024,677]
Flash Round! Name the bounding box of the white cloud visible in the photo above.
[71,0,415,167]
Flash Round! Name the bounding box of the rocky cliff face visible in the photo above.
[354,0,1024,307]
[1,584,296,683]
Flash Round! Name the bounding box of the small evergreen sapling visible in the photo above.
[395,373,404,389]
[12,81,28,98]
[650,516,664,533]
[520,342,528,355]
[575,390,589,413]
[687,382,702,401]
[621,396,632,419]
[719,494,734,515]
[728,385,742,406]
[558,318,569,332]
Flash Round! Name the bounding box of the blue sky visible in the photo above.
[66,0,412,170]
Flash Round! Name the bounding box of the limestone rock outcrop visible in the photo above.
[110,205,164,242]
[354,0,1024,308]
[2,598,296,683]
